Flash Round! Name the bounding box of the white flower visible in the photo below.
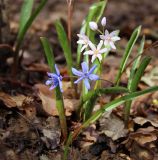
[101,17,106,26]
[83,40,108,63]
[89,21,98,31]
[100,30,120,49]
[77,34,90,52]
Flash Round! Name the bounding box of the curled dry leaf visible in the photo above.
[133,117,158,128]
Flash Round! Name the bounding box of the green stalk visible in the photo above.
[40,37,67,140]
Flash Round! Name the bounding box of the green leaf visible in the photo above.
[63,133,73,160]
[18,0,34,38]
[124,56,151,123]
[40,37,67,140]
[16,0,47,52]
[115,26,141,85]
[130,56,151,91]
[81,86,158,130]
[83,86,129,120]
[55,20,73,85]
[128,36,145,88]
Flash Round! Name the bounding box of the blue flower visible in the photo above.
[72,62,99,90]
[45,64,63,92]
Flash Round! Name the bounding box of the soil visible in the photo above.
[0,0,158,160]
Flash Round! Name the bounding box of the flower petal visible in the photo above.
[104,40,109,46]
[77,40,85,45]
[89,74,99,81]
[47,72,58,79]
[55,64,60,76]
[45,79,52,85]
[72,68,83,76]
[99,48,108,54]
[89,22,98,31]
[101,17,106,26]
[49,84,57,90]
[81,62,89,73]
[110,42,116,49]
[111,36,120,41]
[110,30,118,36]
[81,45,87,52]
[91,55,97,63]
[89,42,96,51]
[88,64,97,74]
[97,40,103,50]
[100,35,105,40]
[105,30,109,36]
[74,77,84,84]
[84,78,90,90]
[83,50,93,55]
[97,54,102,62]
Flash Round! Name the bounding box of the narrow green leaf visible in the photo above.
[55,20,73,86]
[124,56,151,123]
[16,0,47,52]
[40,37,67,139]
[63,133,73,160]
[18,0,34,38]
[130,56,151,91]
[128,36,145,88]
[115,26,141,85]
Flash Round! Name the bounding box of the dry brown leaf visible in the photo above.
[99,112,128,140]
[133,117,158,127]
[0,92,32,108]
[35,84,79,116]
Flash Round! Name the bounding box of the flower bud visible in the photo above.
[89,22,98,31]
[101,17,106,26]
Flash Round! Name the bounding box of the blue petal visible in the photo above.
[45,79,52,85]
[47,72,58,79]
[55,64,60,76]
[89,74,99,81]
[84,78,90,90]
[49,84,58,90]
[88,64,97,74]
[81,62,89,73]
[74,77,84,84]
[72,68,83,76]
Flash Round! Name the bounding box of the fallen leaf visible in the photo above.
[133,117,158,127]
[99,112,128,140]
[35,84,79,116]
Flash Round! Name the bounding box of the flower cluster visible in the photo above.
[77,17,120,63]
[46,62,99,92]
[46,17,120,92]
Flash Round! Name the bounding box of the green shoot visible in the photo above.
[13,0,47,75]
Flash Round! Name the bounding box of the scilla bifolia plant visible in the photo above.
[41,1,158,159]
[12,0,47,75]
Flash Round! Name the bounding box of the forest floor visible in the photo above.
[0,0,158,159]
